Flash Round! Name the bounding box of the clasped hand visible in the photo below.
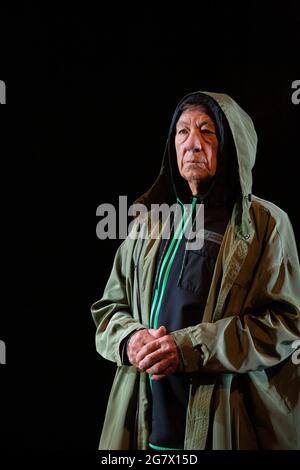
[126,326,180,381]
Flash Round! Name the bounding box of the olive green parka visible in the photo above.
[91,92,300,450]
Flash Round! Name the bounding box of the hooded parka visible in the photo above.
[91,92,300,450]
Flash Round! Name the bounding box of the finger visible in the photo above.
[145,357,173,375]
[129,329,163,357]
[127,330,154,356]
[151,363,178,381]
[151,374,166,381]
[157,325,167,336]
[137,334,177,365]
[138,348,165,371]
[135,338,161,363]
[148,326,167,338]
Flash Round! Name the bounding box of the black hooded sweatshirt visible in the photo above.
[148,93,239,450]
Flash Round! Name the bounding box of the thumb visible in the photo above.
[148,325,167,338]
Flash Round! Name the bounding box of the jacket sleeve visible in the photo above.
[172,215,300,374]
[91,238,145,367]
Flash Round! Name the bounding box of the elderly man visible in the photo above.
[91,91,300,450]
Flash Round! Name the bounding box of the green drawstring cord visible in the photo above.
[150,197,197,330]
[150,202,185,326]
[149,197,197,391]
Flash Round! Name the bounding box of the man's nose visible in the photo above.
[186,131,203,153]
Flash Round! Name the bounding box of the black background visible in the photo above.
[0,2,299,450]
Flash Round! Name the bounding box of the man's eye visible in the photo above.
[202,129,214,134]
[178,129,188,135]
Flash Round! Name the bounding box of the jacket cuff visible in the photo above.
[171,329,204,373]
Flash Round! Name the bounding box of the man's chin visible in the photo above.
[184,172,211,183]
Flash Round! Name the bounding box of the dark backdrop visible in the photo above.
[0,2,299,449]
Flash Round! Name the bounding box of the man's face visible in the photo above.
[175,107,219,190]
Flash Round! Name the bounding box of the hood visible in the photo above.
[135,91,257,239]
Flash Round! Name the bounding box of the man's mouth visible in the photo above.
[185,161,206,167]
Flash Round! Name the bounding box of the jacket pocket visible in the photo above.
[179,242,220,300]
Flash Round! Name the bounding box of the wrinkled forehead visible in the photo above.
[176,103,216,125]
[176,105,217,128]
